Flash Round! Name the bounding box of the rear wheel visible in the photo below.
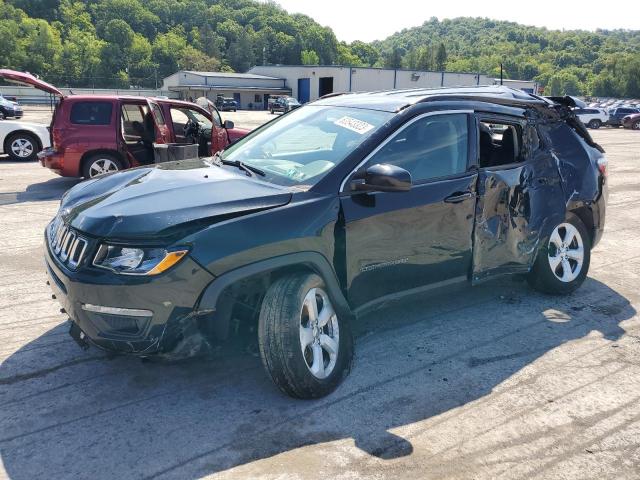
[527,213,591,295]
[588,119,601,129]
[82,153,122,178]
[6,132,39,161]
[258,273,353,398]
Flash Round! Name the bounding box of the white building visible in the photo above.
[163,66,538,110]
[162,70,291,109]
[248,65,494,104]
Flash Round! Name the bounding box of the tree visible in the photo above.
[301,49,319,65]
[435,42,447,71]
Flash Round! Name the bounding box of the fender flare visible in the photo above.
[197,251,352,319]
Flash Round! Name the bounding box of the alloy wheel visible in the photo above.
[547,223,584,283]
[10,138,34,158]
[299,287,339,379]
[633,121,640,130]
[89,158,119,177]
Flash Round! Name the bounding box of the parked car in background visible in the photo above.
[216,97,238,112]
[0,70,249,178]
[622,112,640,130]
[574,107,609,129]
[0,119,50,161]
[607,107,640,127]
[0,93,23,119]
[269,96,301,114]
[45,86,607,398]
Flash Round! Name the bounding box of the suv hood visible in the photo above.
[60,159,292,240]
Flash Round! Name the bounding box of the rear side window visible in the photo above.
[70,102,113,125]
[150,103,165,125]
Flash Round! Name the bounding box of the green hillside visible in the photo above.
[1,1,639,97]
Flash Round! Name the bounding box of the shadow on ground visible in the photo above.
[0,173,80,206]
[0,277,635,479]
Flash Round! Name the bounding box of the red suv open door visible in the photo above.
[145,99,171,144]
[0,69,64,97]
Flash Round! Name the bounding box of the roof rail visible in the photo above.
[318,91,354,100]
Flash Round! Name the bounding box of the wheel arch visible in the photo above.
[568,205,595,247]
[196,252,352,342]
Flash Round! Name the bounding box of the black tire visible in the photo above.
[633,120,640,131]
[527,212,591,295]
[5,132,39,161]
[270,108,274,114]
[258,273,353,399]
[588,119,601,129]
[81,153,123,179]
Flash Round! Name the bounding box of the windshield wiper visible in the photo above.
[209,152,265,177]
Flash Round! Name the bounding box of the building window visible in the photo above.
[255,94,262,102]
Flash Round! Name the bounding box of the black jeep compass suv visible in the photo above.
[45,86,607,398]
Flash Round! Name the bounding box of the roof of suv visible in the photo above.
[61,95,204,109]
[314,85,548,112]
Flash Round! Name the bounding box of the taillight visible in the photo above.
[597,156,607,177]
[52,127,62,150]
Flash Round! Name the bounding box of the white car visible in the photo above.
[574,108,609,129]
[0,120,50,161]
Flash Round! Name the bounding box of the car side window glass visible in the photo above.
[150,103,165,125]
[366,113,469,183]
[70,102,113,125]
[211,107,222,127]
[121,104,146,138]
[478,120,523,168]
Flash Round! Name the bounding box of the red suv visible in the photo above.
[0,70,249,178]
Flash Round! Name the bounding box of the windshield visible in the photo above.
[222,105,392,187]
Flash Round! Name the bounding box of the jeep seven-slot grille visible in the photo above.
[48,217,89,269]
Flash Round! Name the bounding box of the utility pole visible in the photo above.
[500,63,504,85]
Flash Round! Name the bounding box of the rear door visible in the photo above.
[145,99,170,143]
[472,114,565,282]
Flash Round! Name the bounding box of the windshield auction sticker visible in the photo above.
[334,116,375,134]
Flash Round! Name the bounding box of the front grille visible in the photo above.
[48,217,89,270]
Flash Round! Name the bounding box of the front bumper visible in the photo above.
[44,232,215,356]
[0,106,22,118]
[38,148,64,176]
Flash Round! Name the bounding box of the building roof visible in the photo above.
[182,71,284,81]
[314,85,547,112]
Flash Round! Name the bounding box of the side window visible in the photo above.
[478,119,523,168]
[150,103,165,125]
[121,103,146,138]
[70,101,113,125]
[366,113,469,183]
[211,107,222,127]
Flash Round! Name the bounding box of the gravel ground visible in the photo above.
[0,123,639,479]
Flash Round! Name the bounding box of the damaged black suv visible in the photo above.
[45,86,607,398]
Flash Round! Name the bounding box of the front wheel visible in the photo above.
[588,119,601,129]
[633,120,640,130]
[258,273,353,398]
[527,213,591,295]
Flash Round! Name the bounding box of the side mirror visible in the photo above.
[223,119,234,129]
[351,163,412,193]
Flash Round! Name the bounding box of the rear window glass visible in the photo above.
[70,102,113,125]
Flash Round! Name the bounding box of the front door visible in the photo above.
[339,112,477,309]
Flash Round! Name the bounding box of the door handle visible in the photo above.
[444,191,474,203]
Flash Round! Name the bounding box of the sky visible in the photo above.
[266,0,640,42]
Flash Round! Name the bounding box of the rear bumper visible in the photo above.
[38,148,64,176]
[44,230,216,356]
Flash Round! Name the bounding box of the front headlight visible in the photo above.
[93,244,188,275]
